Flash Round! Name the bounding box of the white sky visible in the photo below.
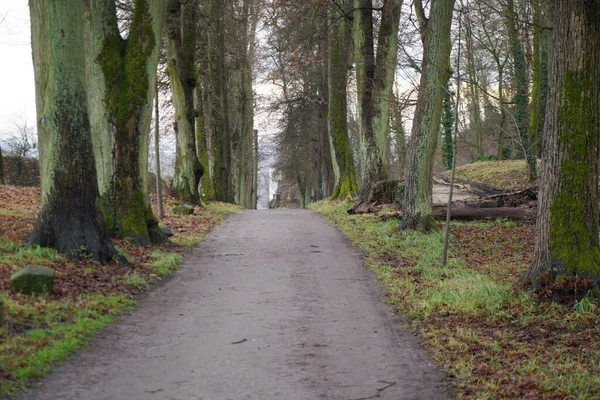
[0,0,35,137]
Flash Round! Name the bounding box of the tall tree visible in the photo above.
[505,0,536,179]
[232,0,260,209]
[353,0,402,202]
[29,0,115,263]
[202,0,232,202]
[524,0,600,288]
[328,1,358,199]
[85,0,167,245]
[166,0,203,204]
[401,0,455,231]
[529,0,550,158]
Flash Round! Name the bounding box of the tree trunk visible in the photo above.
[29,0,115,264]
[236,0,259,209]
[400,0,455,231]
[524,0,600,288]
[329,3,359,199]
[166,0,203,205]
[205,0,232,202]
[505,0,536,179]
[530,0,551,158]
[89,0,167,245]
[354,0,378,202]
[154,79,164,220]
[354,0,402,202]
[372,0,403,178]
[195,79,214,201]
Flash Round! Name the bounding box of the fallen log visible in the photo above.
[432,205,536,221]
[379,206,536,222]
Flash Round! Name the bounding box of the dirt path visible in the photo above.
[16,210,450,400]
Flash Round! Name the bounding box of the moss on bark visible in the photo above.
[28,0,115,263]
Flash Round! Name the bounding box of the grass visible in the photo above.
[0,293,134,396]
[148,250,183,276]
[311,200,600,399]
[0,186,241,396]
[450,159,539,190]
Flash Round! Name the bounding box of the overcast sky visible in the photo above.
[0,0,35,137]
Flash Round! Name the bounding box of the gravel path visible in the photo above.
[16,210,450,400]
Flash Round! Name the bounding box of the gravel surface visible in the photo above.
[15,210,451,400]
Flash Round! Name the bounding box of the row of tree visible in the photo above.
[24,0,600,288]
[27,0,261,263]
[265,0,599,288]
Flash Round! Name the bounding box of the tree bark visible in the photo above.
[29,0,115,264]
[400,0,455,231]
[87,0,167,245]
[205,0,232,202]
[524,0,600,287]
[154,79,164,220]
[505,0,536,179]
[166,0,203,205]
[329,2,359,199]
[354,0,402,202]
[372,0,403,178]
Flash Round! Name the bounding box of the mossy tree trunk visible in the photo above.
[87,0,167,245]
[524,0,600,288]
[353,0,402,202]
[354,0,377,202]
[328,2,358,199]
[372,0,403,178]
[204,0,232,202]
[505,0,536,179]
[195,81,214,201]
[401,0,455,231]
[166,0,203,205]
[236,0,259,209]
[530,0,551,158]
[29,0,115,263]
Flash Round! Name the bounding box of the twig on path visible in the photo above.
[231,338,248,345]
[351,380,397,400]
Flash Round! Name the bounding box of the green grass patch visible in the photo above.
[122,272,148,290]
[311,199,600,399]
[171,235,205,248]
[148,250,183,276]
[0,238,62,270]
[0,294,134,396]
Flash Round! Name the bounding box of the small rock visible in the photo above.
[159,224,174,237]
[9,266,55,295]
[172,205,194,215]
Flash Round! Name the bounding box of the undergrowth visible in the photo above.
[311,200,600,399]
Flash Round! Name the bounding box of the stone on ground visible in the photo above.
[159,224,174,237]
[172,205,194,215]
[9,266,55,295]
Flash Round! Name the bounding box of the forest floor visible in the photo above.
[0,184,240,397]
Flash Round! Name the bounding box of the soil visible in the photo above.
[15,210,451,400]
